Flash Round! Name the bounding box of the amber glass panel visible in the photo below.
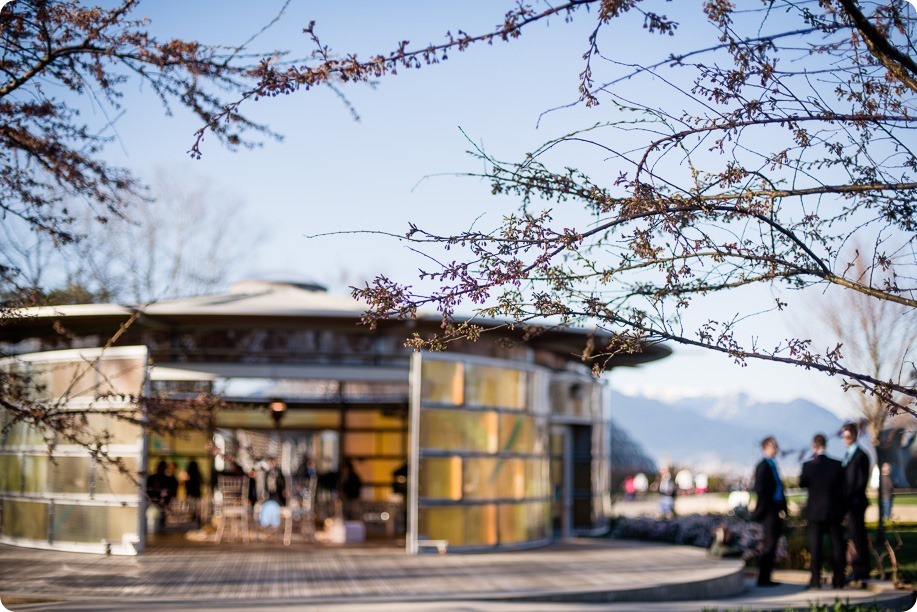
[418,457,462,500]
[96,358,145,397]
[22,455,48,494]
[498,414,543,454]
[344,432,377,456]
[215,408,339,429]
[420,360,463,405]
[465,364,526,409]
[462,457,525,500]
[48,457,92,494]
[1,499,49,540]
[96,457,140,495]
[419,409,498,453]
[0,455,22,492]
[380,432,404,455]
[418,504,497,547]
[345,410,404,429]
[498,502,532,545]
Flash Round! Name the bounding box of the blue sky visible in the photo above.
[89,1,860,416]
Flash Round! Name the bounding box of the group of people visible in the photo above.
[229,454,364,528]
[752,423,871,590]
[146,458,204,529]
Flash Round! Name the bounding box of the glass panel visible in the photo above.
[52,504,108,543]
[345,410,404,428]
[420,360,463,405]
[173,430,209,454]
[525,458,550,498]
[280,409,341,429]
[0,455,22,493]
[107,505,140,542]
[462,457,525,500]
[419,409,498,453]
[344,432,377,456]
[498,414,541,454]
[418,504,497,547]
[498,502,530,545]
[22,455,48,494]
[96,457,140,495]
[66,412,141,447]
[380,432,404,455]
[418,457,462,501]
[6,420,45,446]
[148,432,172,454]
[48,457,92,494]
[215,408,340,429]
[355,459,405,500]
[465,364,526,409]
[47,361,96,400]
[96,358,145,397]
[1,499,49,540]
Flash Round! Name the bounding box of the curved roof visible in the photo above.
[2,280,670,367]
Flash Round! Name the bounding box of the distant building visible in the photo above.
[0,280,668,554]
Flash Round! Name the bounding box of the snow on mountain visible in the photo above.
[610,390,847,476]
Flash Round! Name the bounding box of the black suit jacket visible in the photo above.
[844,446,870,511]
[752,458,787,521]
[800,453,844,522]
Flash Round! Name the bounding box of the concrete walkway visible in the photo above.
[0,538,913,611]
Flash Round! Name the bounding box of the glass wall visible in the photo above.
[0,347,145,554]
[411,353,555,551]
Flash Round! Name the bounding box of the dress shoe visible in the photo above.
[757,580,781,587]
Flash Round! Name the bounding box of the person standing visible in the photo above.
[657,466,677,520]
[799,433,845,590]
[751,436,787,587]
[879,463,894,521]
[842,422,871,585]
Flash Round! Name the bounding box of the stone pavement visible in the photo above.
[0,538,913,611]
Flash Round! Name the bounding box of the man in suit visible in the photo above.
[842,422,871,584]
[800,433,845,589]
[752,436,787,587]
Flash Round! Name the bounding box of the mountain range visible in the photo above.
[610,391,848,476]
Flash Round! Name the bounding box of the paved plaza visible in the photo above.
[0,538,914,611]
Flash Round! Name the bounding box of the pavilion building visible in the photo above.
[0,280,668,555]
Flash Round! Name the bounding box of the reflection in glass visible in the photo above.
[419,409,498,453]
[420,360,464,405]
[498,414,544,454]
[465,364,526,409]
